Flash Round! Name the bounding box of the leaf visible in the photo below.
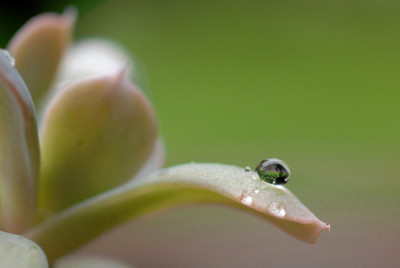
[132,138,165,182]
[0,230,48,268]
[53,256,134,268]
[0,51,40,233]
[38,73,157,214]
[55,39,135,86]
[7,10,74,105]
[26,163,329,264]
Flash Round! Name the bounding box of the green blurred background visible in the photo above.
[1,0,399,267]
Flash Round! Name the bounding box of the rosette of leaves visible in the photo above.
[0,10,329,268]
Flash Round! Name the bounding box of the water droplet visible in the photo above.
[240,194,253,206]
[1,49,15,66]
[255,158,290,185]
[269,202,286,217]
[244,166,251,172]
[325,223,331,231]
[253,188,260,194]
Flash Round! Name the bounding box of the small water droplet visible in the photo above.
[253,188,260,194]
[244,166,251,172]
[240,194,253,206]
[325,223,331,231]
[269,202,286,217]
[1,49,15,66]
[255,158,290,185]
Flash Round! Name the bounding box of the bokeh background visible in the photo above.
[1,0,399,267]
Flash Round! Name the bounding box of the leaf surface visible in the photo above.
[0,51,40,233]
[27,163,329,263]
[39,74,157,214]
[7,11,74,105]
[0,231,48,268]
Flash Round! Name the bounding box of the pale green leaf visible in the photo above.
[53,256,134,268]
[39,73,157,214]
[26,163,328,263]
[0,231,48,268]
[7,11,74,105]
[0,51,40,233]
[55,39,135,86]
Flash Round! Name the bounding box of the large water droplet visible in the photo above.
[1,49,15,66]
[269,202,286,217]
[255,158,290,185]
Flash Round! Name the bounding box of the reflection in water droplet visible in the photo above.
[244,166,251,172]
[269,202,286,217]
[240,194,253,206]
[1,49,15,66]
[256,158,290,185]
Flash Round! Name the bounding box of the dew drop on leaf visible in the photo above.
[269,202,287,217]
[240,194,253,206]
[256,158,290,185]
[325,223,331,231]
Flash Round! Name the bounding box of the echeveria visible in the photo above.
[0,10,329,267]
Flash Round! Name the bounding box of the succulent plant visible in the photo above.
[0,10,329,267]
